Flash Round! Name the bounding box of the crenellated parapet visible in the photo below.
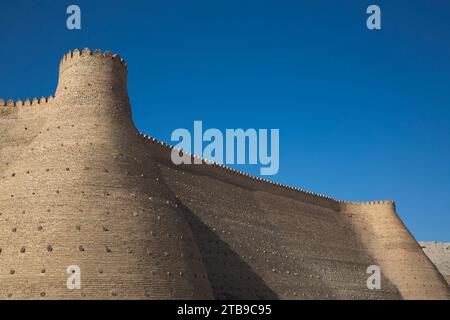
[2,48,128,114]
[136,131,394,207]
[0,96,55,107]
[59,48,127,75]
[0,96,55,117]
[1,48,396,209]
[339,199,395,206]
[2,48,131,122]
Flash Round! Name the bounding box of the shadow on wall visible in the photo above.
[143,154,278,299]
[145,142,403,299]
[178,201,278,300]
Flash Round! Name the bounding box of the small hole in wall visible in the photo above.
[47,244,53,252]
[40,292,46,297]
[79,245,85,252]
[105,246,112,253]
[41,269,46,274]
[20,247,26,253]
[10,269,15,275]
[37,226,43,231]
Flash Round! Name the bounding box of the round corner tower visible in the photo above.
[0,49,213,299]
[54,48,132,126]
[56,49,128,103]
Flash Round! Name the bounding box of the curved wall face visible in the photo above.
[146,141,450,300]
[1,49,449,300]
[341,202,450,300]
[0,50,212,299]
[56,49,128,107]
[147,146,401,300]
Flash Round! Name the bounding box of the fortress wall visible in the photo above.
[142,136,340,211]
[0,50,213,299]
[0,97,55,177]
[341,202,450,299]
[2,49,448,300]
[153,157,401,299]
[143,138,450,299]
[142,141,401,299]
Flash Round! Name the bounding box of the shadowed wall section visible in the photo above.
[150,146,401,299]
[0,49,449,300]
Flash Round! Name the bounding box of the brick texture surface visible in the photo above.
[0,49,449,300]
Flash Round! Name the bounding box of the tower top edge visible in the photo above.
[59,48,128,70]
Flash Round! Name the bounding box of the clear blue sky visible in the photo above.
[1,1,449,242]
